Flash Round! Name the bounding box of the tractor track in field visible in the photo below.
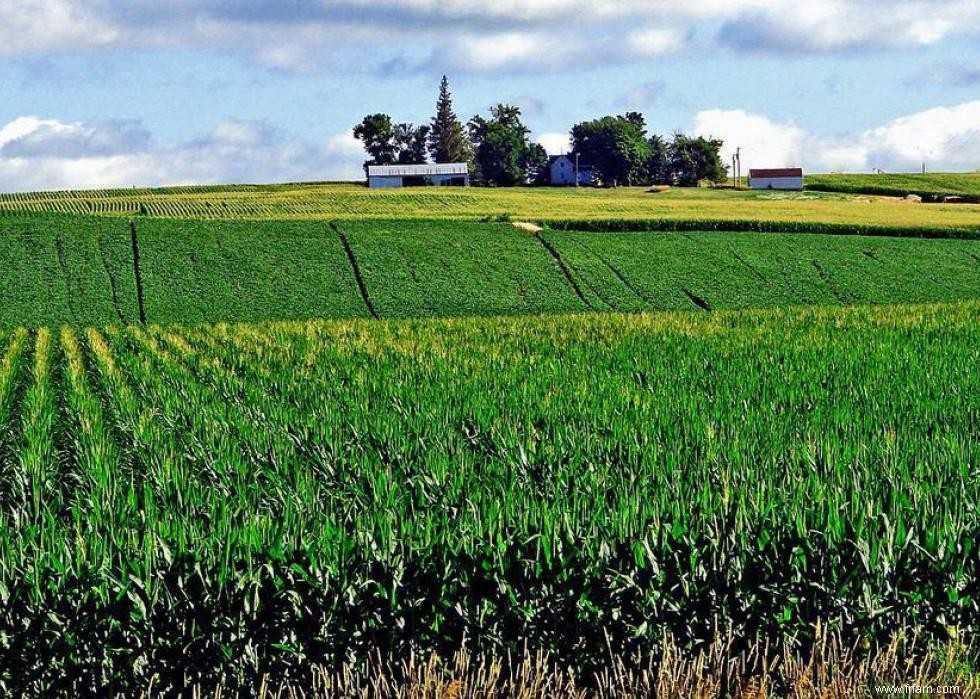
[682,289,712,312]
[535,233,593,309]
[331,222,380,319]
[731,249,769,284]
[967,252,980,266]
[54,231,79,324]
[583,240,653,307]
[97,233,127,324]
[862,249,883,264]
[811,259,851,305]
[130,221,148,325]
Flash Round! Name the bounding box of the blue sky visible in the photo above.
[0,0,978,190]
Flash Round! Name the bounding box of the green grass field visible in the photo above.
[807,172,980,200]
[2,181,980,230]
[0,304,976,692]
[0,214,977,327]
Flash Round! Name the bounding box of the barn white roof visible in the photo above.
[367,163,469,177]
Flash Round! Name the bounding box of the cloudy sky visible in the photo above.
[1,0,979,190]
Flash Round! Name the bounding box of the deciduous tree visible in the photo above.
[469,104,542,186]
[394,123,430,164]
[670,133,727,186]
[570,114,652,187]
[353,114,397,167]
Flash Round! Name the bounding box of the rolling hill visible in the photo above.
[1,214,977,327]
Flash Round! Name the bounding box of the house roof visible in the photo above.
[749,168,803,178]
[367,163,468,177]
[549,154,594,169]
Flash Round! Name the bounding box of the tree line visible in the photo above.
[354,77,727,187]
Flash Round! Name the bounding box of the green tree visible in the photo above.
[469,104,543,186]
[570,114,652,187]
[523,142,549,185]
[647,134,672,185]
[670,133,727,186]
[353,114,398,167]
[394,123,430,165]
[429,76,473,164]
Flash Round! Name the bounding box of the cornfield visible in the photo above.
[0,303,977,693]
[1,182,979,231]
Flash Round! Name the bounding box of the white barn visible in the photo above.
[749,168,804,191]
[549,155,595,187]
[367,163,469,189]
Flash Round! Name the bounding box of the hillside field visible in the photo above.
[807,172,980,200]
[2,181,980,231]
[0,214,978,327]
[0,303,976,693]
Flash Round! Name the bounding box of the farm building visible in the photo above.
[367,163,469,189]
[549,155,595,186]
[749,168,804,191]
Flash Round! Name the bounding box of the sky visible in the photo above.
[0,0,979,191]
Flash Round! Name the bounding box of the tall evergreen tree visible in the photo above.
[428,76,472,164]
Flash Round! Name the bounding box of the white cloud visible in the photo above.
[445,32,571,73]
[717,0,980,53]
[0,116,365,192]
[626,28,684,57]
[861,101,980,171]
[2,0,977,72]
[693,109,810,169]
[0,117,150,159]
[0,0,117,56]
[691,100,980,173]
[537,132,571,155]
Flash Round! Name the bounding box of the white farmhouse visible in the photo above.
[367,163,470,189]
[549,155,595,187]
[749,168,804,191]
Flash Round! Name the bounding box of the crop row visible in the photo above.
[0,303,976,693]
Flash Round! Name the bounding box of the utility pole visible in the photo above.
[735,147,742,188]
[732,155,737,189]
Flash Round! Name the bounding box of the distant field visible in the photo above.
[1,214,977,327]
[2,182,980,230]
[807,172,980,200]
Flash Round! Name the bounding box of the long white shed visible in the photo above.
[367,163,470,188]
